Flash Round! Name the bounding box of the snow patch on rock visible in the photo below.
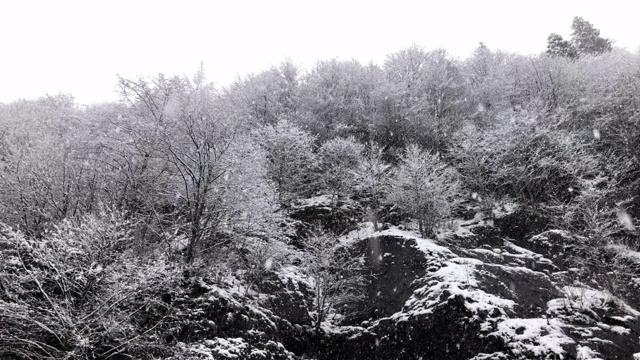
[490,318,574,358]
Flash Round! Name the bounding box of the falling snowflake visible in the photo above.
[593,129,601,140]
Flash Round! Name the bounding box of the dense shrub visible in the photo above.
[0,211,178,359]
[387,144,462,237]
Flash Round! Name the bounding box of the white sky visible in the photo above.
[1,0,638,105]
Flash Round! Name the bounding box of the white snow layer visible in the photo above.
[576,345,604,360]
[491,318,574,357]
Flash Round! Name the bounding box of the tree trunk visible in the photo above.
[367,206,379,232]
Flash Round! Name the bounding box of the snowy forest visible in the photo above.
[1,17,640,360]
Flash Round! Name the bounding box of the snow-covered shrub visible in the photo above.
[257,119,318,203]
[317,136,365,202]
[500,125,598,203]
[387,144,463,237]
[352,141,391,231]
[453,116,599,205]
[450,122,510,198]
[0,212,178,359]
[305,230,366,330]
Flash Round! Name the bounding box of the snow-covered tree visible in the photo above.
[224,60,300,126]
[298,59,383,142]
[546,17,612,58]
[384,46,465,150]
[119,68,275,262]
[571,16,612,55]
[387,144,462,237]
[546,33,579,58]
[216,135,283,239]
[258,119,317,203]
[317,137,364,203]
[0,95,95,237]
[305,230,365,330]
[353,141,390,231]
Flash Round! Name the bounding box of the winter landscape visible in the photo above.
[1,5,640,360]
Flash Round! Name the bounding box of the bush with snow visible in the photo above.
[0,211,178,359]
[387,144,463,237]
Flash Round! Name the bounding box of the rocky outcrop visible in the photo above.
[143,217,640,360]
[314,222,640,360]
[288,195,363,239]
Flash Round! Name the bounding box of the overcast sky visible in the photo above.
[1,0,638,105]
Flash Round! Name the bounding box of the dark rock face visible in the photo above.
[307,232,505,359]
[288,196,363,238]
[477,264,559,318]
[315,225,640,360]
[321,297,504,360]
[515,229,578,269]
[257,272,313,326]
[494,206,551,240]
[148,278,313,360]
[143,217,640,360]
[343,235,430,324]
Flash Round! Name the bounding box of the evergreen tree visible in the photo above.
[546,17,612,58]
[546,33,579,58]
[571,16,613,55]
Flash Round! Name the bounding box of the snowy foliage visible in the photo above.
[387,144,462,236]
[304,230,366,329]
[0,212,177,359]
[317,137,364,202]
[352,141,391,230]
[258,119,317,202]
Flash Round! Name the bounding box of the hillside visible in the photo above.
[1,18,640,359]
[3,199,639,359]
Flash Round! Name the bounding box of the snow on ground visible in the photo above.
[339,222,377,245]
[547,286,640,317]
[343,223,524,321]
[490,318,574,358]
[491,201,518,218]
[340,223,454,257]
[596,322,631,335]
[436,212,488,240]
[337,217,639,359]
[561,286,612,309]
[394,256,515,321]
[576,344,604,360]
[290,194,334,208]
[320,321,368,336]
[586,337,614,345]
[205,338,249,358]
[606,243,640,263]
[175,338,294,359]
[276,264,313,289]
[377,227,454,256]
[503,240,555,266]
[528,229,574,248]
[485,263,544,276]
[196,278,278,331]
[468,353,509,360]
